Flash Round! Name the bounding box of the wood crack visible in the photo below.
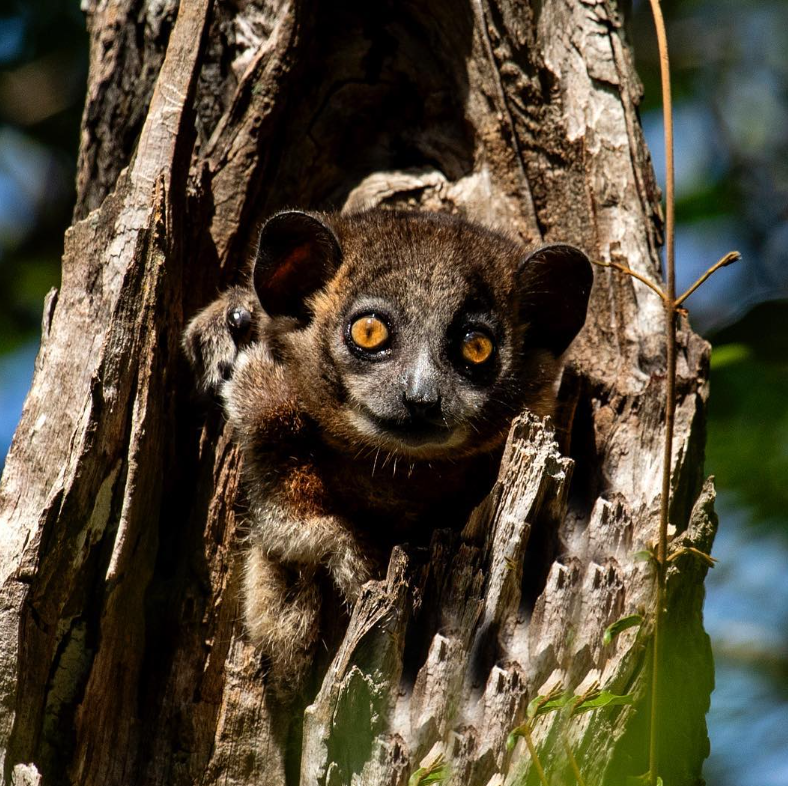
[473,0,542,239]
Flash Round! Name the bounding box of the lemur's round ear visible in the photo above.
[517,243,593,356]
[253,210,342,320]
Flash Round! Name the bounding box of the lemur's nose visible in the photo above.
[403,367,442,422]
[402,393,443,422]
[403,347,443,421]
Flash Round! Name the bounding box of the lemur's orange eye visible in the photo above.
[461,330,494,365]
[350,315,390,351]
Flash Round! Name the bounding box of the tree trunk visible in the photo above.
[0,1,715,785]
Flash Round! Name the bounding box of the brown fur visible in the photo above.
[184,209,592,693]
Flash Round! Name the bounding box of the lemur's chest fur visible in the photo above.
[183,207,592,691]
[313,442,499,537]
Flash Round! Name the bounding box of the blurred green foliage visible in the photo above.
[707,303,788,528]
[0,0,87,354]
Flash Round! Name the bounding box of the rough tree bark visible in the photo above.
[0,1,715,785]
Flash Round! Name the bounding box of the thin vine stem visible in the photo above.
[646,1,675,784]
[588,5,740,784]
[563,731,587,786]
[522,724,550,786]
[591,260,668,301]
[675,251,741,306]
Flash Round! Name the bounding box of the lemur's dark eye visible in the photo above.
[349,315,390,352]
[227,307,252,338]
[461,330,495,365]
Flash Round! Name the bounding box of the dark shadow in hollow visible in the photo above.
[258,0,478,216]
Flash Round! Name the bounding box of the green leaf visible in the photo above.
[419,770,447,785]
[506,723,529,752]
[603,614,644,645]
[632,549,656,564]
[506,725,527,751]
[408,762,448,786]
[572,690,634,714]
[526,692,571,719]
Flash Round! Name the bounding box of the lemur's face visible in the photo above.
[327,279,511,457]
[254,210,592,460]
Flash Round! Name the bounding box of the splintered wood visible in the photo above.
[298,413,639,785]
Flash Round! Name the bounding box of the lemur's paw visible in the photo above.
[182,287,261,396]
[328,547,377,607]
